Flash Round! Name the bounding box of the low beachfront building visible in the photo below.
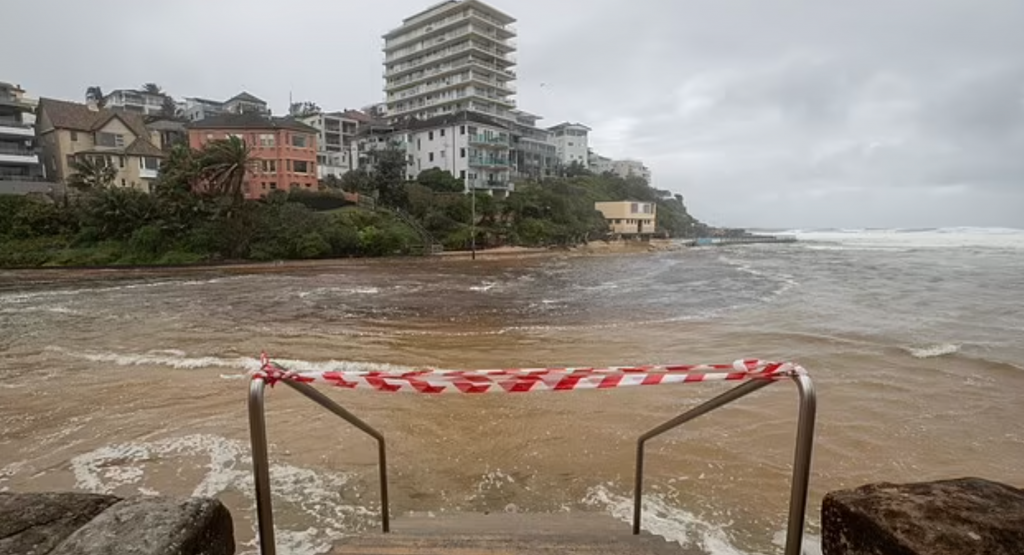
[595,200,657,236]
[187,113,319,199]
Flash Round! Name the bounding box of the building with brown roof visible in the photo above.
[187,113,319,199]
[35,98,168,192]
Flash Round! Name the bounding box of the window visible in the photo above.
[568,142,575,147]
[206,133,214,142]
[460,125,466,135]
[260,160,277,173]
[121,179,126,187]
[262,183,267,190]
[66,154,75,167]
[118,156,125,169]
[70,131,78,141]
[440,129,446,137]
[305,183,312,188]
[440,150,446,159]
[96,132,125,147]
[229,133,244,143]
[460,148,466,158]
[259,134,275,147]
[631,203,640,213]
[269,182,277,190]
[429,152,434,162]
[293,160,310,174]
[291,134,308,148]
[286,160,292,171]
[460,170,466,179]
[141,157,159,170]
[407,154,414,165]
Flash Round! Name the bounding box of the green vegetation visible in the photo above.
[0,142,701,268]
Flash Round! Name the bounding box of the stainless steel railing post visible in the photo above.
[248,378,276,555]
[783,374,817,555]
[281,380,391,533]
[632,378,774,534]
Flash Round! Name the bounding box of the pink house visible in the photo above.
[187,113,318,199]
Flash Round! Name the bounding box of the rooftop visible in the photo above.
[548,122,593,132]
[186,112,317,133]
[384,0,515,39]
[37,97,151,138]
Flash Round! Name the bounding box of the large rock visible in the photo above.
[51,496,234,555]
[0,492,120,555]
[822,478,1024,555]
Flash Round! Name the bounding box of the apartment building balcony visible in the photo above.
[0,145,38,165]
[469,156,511,169]
[0,118,34,138]
[468,178,512,190]
[386,43,515,80]
[384,11,472,51]
[469,134,510,148]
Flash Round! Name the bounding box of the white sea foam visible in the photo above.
[0,276,248,304]
[584,485,760,555]
[788,228,1024,251]
[469,282,497,292]
[50,346,431,375]
[906,343,961,359]
[71,434,376,555]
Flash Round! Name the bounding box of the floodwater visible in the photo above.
[2,228,1022,555]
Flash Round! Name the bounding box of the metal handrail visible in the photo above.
[248,378,390,555]
[249,370,815,555]
[632,374,816,555]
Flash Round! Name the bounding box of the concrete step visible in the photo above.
[332,512,699,555]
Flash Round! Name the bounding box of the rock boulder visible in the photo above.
[822,477,1024,555]
[52,496,234,555]
[0,492,120,555]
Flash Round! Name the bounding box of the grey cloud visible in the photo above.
[6,0,1024,227]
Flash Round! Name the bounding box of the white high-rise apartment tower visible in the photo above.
[383,0,517,123]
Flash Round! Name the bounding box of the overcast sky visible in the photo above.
[7,0,1024,228]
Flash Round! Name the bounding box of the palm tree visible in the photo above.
[85,86,106,107]
[198,136,254,201]
[141,83,163,95]
[67,156,116,192]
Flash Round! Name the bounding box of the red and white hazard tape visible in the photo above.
[253,352,806,394]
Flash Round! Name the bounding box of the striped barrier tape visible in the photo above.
[253,352,806,394]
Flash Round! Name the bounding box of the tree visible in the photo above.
[85,86,106,107]
[67,157,116,192]
[198,136,254,201]
[416,168,463,193]
[564,160,591,178]
[160,96,178,118]
[289,101,321,118]
[141,83,164,95]
[156,143,202,196]
[340,167,375,195]
[371,147,409,209]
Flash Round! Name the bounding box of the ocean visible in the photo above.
[1,227,1022,555]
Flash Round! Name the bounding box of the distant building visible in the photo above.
[102,89,168,116]
[548,122,590,168]
[36,98,168,192]
[611,159,651,183]
[35,98,166,193]
[187,113,319,199]
[0,82,49,193]
[355,110,515,197]
[595,201,657,236]
[509,110,557,180]
[383,0,517,123]
[299,111,360,179]
[588,150,613,175]
[182,92,270,122]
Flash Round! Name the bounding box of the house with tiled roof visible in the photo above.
[187,113,319,199]
[35,98,167,192]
